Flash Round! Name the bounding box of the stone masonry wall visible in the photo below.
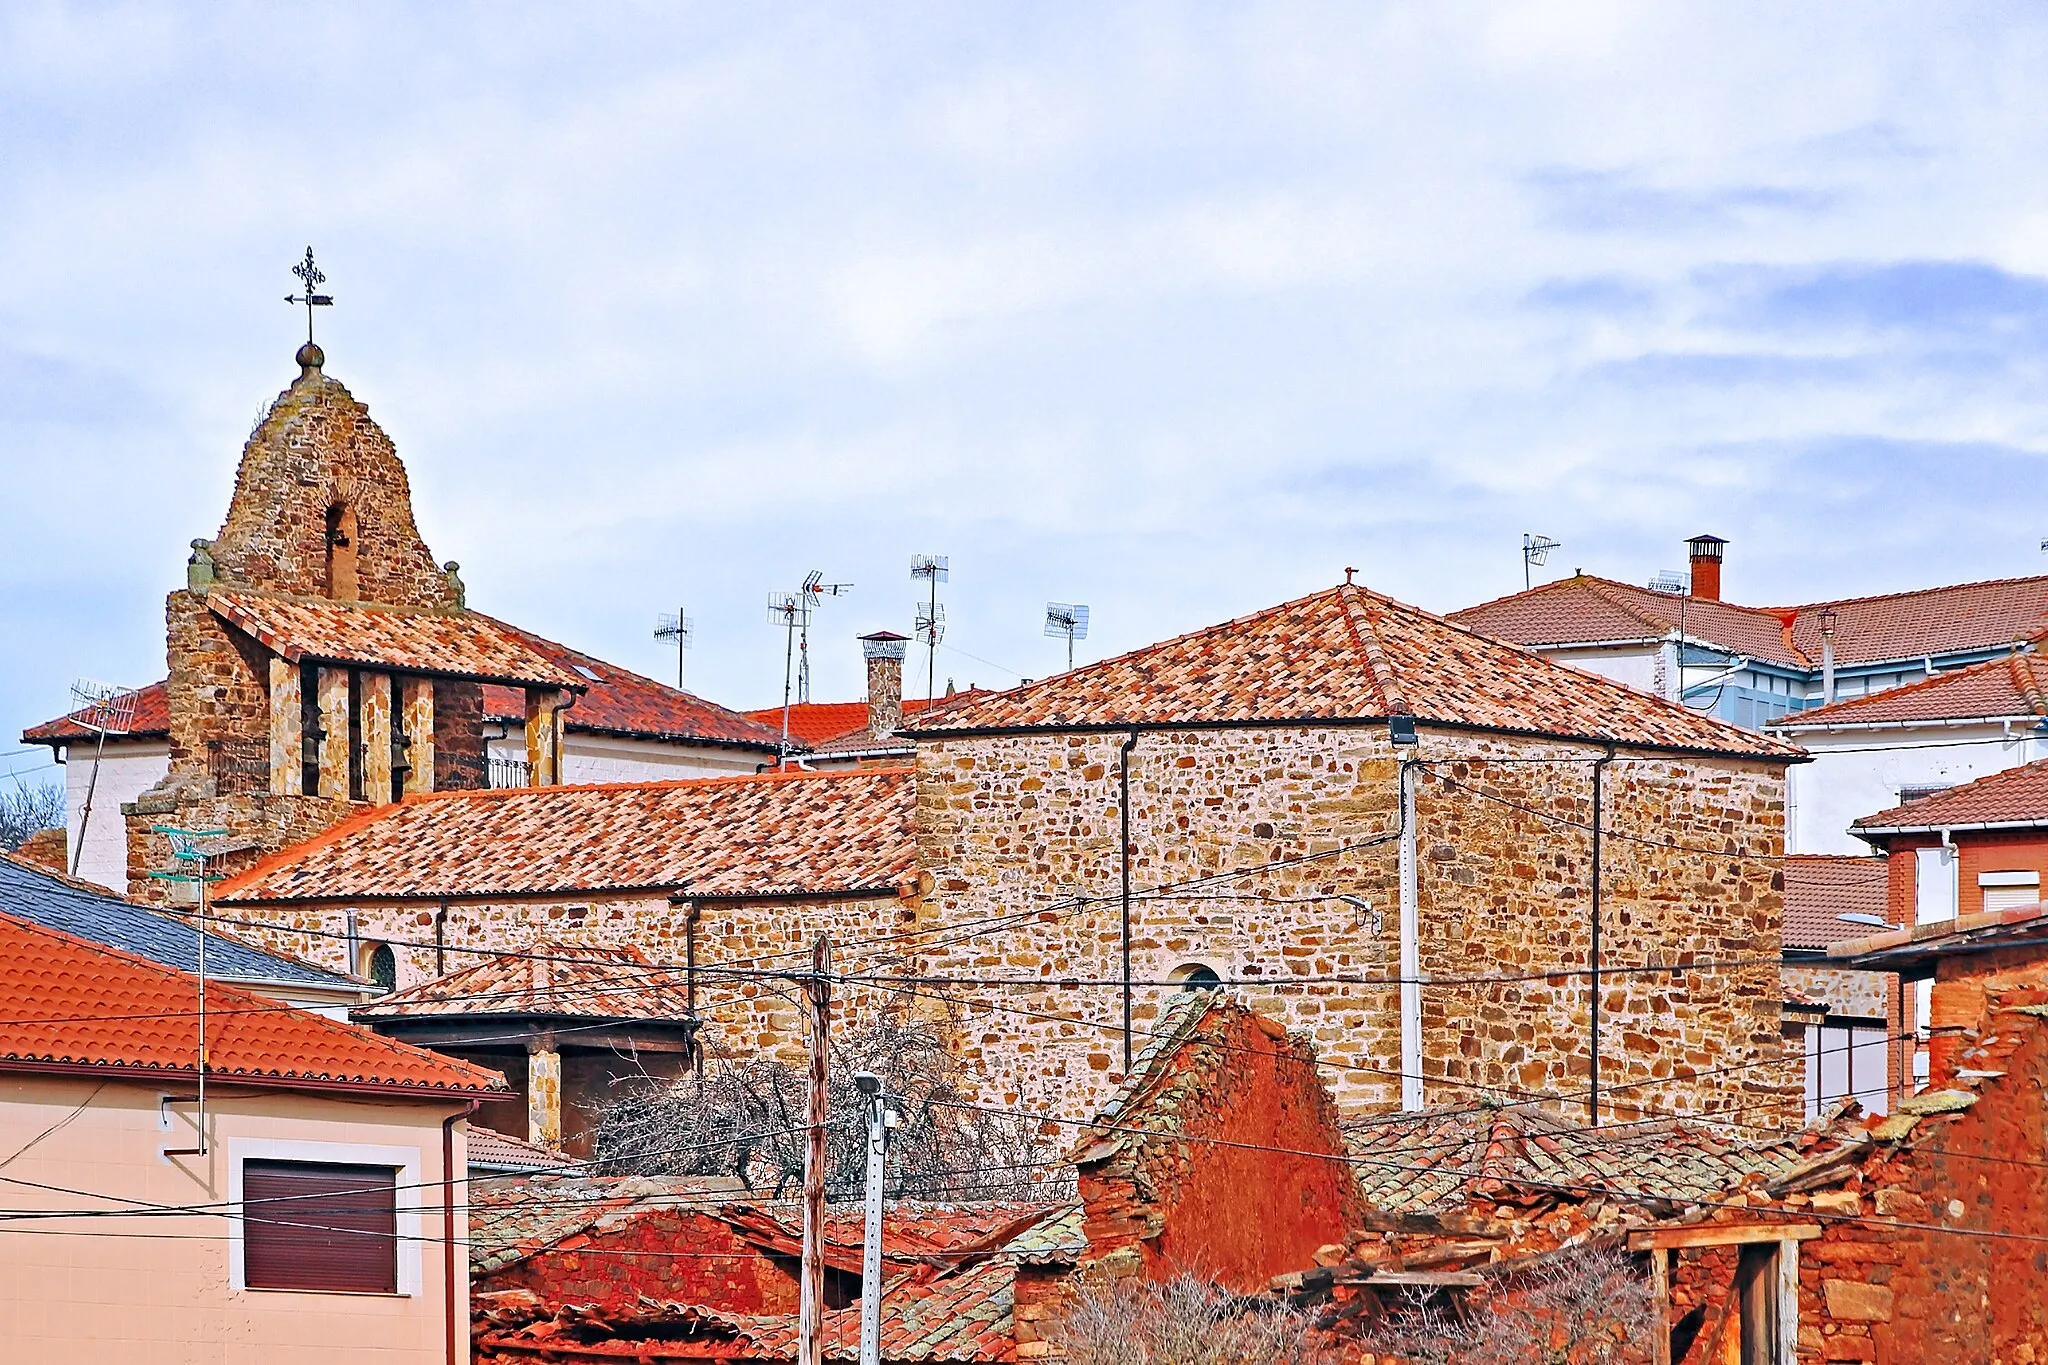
[912,724,1793,1127]
[216,888,929,1069]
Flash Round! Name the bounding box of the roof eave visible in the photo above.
[1851,818,2048,839]
[0,1056,503,1098]
[1769,715,2034,735]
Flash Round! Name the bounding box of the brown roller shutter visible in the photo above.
[242,1159,399,1293]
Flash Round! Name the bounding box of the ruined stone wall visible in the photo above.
[215,888,924,1069]
[204,364,457,609]
[913,725,1793,1127]
[477,1210,801,1317]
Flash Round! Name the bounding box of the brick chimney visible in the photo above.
[1686,534,1728,602]
[860,631,909,736]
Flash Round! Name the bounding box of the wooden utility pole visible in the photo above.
[798,935,832,1365]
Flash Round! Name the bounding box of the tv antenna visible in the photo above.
[796,570,853,705]
[1044,602,1090,671]
[1521,534,1559,591]
[66,679,140,878]
[911,555,948,715]
[283,247,334,346]
[654,609,694,692]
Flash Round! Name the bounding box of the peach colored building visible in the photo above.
[0,908,502,1365]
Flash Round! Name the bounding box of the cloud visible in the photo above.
[1526,167,1837,234]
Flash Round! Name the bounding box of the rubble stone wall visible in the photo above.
[912,725,1794,1126]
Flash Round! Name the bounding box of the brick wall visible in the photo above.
[912,725,1794,1127]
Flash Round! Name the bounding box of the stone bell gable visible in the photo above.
[126,346,580,909]
[197,346,459,611]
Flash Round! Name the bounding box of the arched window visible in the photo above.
[1172,964,1222,991]
[324,502,359,601]
[365,943,396,994]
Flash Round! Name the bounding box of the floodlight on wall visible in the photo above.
[1388,714,1418,745]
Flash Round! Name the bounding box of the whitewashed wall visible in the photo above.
[485,727,763,786]
[59,740,170,894]
[1784,724,2040,853]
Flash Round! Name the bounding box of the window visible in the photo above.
[1980,870,2041,913]
[1172,964,1222,991]
[365,943,396,994]
[241,1160,398,1293]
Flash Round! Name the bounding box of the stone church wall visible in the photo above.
[911,724,1793,1127]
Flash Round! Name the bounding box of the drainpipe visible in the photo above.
[1588,747,1615,1127]
[433,899,449,975]
[1119,730,1140,1073]
[1820,608,1839,707]
[443,1098,480,1365]
[1397,757,1422,1111]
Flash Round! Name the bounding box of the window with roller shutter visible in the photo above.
[241,1159,399,1293]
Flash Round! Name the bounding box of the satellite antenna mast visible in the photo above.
[655,609,694,692]
[796,571,854,705]
[66,679,140,877]
[1044,602,1090,672]
[911,555,948,715]
[1521,534,1559,592]
[768,590,812,766]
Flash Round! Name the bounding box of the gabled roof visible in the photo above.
[207,588,588,690]
[1781,854,1891,953]
[1345,1105,1802,1213]
[216,767,917,904]
[356,942,691,1021]
[0,909,502,1095]
[21,679,171,743]
[0,850,358,993]
[1454,572,2048,670]
[1820,903,2048,977]
[1852,758,2048,836]
[910,583,1801,761]
[467,1125,574,1176]
[1768,651,2048,731]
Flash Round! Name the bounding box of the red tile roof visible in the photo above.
[1822,903,2048,972]
[467,1125,573,1174]
[22,679,171,743]
[910,583,1800,760]
[1852,758,2048,835]
[1782,854,1891,952]
[1768,651,2048,730]
[357,942,692,1021]
[479,617,783,751]
[1454,573,2048,669]
[216,767,917,904]
[208,589,587,690]
[0,909,502,1096]
[742,696,979,749]
[27,646,783,755]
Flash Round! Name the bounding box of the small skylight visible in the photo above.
[573,664,602,682]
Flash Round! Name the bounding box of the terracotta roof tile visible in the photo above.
[357,942,692,1020]
[208,588,587,689]
[743,696,984,749]
[1455,573,2048,669]
[467,1125,574,1174]
[0,910,502,1095]
[1768,651,2048,730]
[217,767,916,903]
[1345,1105,1803,1213]
[1852,757,2048,834]
[21,679,170,743]
[1781,854,1891,952]
[913,583,1799,761]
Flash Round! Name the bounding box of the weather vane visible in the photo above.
[284,247,334,344]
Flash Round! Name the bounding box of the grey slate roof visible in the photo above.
[0,853,357,992]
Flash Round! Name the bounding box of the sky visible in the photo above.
[5,4,2048,789]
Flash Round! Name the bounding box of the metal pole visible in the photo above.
[195,854,209,1156]
[1398,759,1422,1111]
[1588,749,1614,1127]
[855,1072,885,1365]
[70,725,110,877]
[927,575,938,715]
[798,935,832,1365]
[781,610,797,767]
[1118,731,1139,1072]
[678,607,686,691]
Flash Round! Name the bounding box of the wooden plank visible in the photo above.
[1650,1247,1672,1365]
[1776,1240,1800,1365]
[1628,1223,1821,1251]
[1366,1270,1483,1288]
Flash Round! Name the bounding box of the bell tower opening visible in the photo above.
[324,502,359,601]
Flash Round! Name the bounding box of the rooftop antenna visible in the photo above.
[769,590,812,766]
[283,247,334,346]
[654,609,694,692]
[911,555,948,716]
[65,679,139,878]
[1044,602,1090,672]
[1521,534,1559,592]
[796,570,854,705]
[149,823,229,1158]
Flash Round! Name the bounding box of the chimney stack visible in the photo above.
[1686,534,1728,602]
[860,631,909,736]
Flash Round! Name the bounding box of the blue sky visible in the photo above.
[5,4,2048,788]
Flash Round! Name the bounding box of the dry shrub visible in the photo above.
[1053,1272,1330,1365]
[1365,1244,1657,1365]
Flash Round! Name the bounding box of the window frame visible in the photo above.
[228,1137,424,1296]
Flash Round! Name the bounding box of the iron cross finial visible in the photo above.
[284,247,334,344]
